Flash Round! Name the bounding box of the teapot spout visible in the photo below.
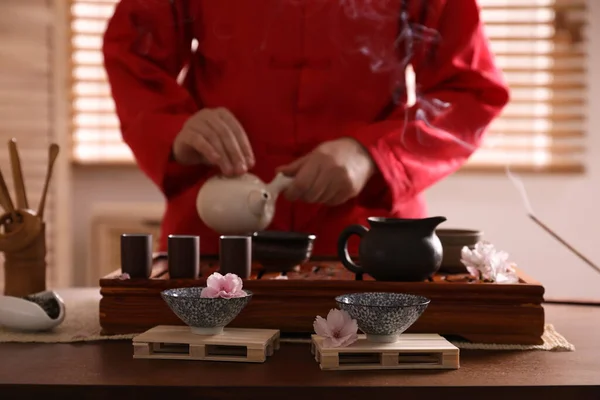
[265,172,294,198]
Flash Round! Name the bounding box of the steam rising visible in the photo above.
[123,1,573,268]
[326,1,482,155]
[136,0,504,174]
[505,166,534,216]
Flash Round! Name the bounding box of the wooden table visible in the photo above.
[1,289,599,400]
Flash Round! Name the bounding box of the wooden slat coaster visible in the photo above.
[311,333,459,370]
[133,326,280,363]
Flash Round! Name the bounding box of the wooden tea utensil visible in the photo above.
[0,139,43,253]
[37,143,59,220]
[8,138,29,209]
[0,169,15,215]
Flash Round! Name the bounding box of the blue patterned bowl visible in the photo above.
[161,287,252,335]
[335,292,430,343]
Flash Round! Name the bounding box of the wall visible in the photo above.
[72,2,600,299]
[426,0,600,300]
[72,166,161,284]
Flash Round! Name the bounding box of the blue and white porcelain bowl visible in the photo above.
[335,292,430,343]
[161,287,252,335]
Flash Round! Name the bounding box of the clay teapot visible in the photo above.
[337,216,447,281]
[196,172,293,235]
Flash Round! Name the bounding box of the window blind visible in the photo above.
[0,0,56,289]
[465,0,587,172]
[69,0,588,172]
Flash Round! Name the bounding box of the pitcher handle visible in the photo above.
[337,224,368,275]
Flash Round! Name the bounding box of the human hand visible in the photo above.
[172,108,255,175]
[276,138,376,206]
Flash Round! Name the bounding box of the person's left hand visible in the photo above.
[276,138,376,206]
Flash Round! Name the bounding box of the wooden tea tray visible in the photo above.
[133,326,280,363]
[99,257,546,345]
[311,334,459,371]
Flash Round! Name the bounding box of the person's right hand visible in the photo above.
[172,108,255,176]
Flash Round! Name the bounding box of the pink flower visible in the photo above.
[313,309,359,348]
[117,273,130,280]
[461,241,519,284]
[200,272,247,299]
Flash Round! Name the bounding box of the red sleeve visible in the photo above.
[102,0,206,198]
[349,0,510,212]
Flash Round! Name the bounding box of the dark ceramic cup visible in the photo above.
[436,229,483,273]
[252,231,316,273]
[167,235,200,279]
[219,235,252,278]
[337,217,447,281]
[120,233,153,278]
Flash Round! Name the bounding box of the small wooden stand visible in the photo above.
[311,333,459,371]
[133,326,280,363]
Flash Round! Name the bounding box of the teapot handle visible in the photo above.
[337,224,368,277]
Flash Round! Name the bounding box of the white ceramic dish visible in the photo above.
[0,290,66,332]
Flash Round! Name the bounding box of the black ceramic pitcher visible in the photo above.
[337,216,447,281]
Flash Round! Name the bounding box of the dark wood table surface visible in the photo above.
[1,289,599,400]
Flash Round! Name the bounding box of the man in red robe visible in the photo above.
[103,0,509,256]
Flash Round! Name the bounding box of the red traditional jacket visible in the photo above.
[103,0,509,256]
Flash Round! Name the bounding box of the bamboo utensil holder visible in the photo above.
[3,221,46,297]
[0,140,59,297]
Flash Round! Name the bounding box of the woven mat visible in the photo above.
[0,288,134,343]
[277,324,575,352]
[0,288,574,351]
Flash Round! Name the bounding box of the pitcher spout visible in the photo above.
[422,216,447,232]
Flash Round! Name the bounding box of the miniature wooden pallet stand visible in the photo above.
[311,333,459,371]
[133,326,280,363]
